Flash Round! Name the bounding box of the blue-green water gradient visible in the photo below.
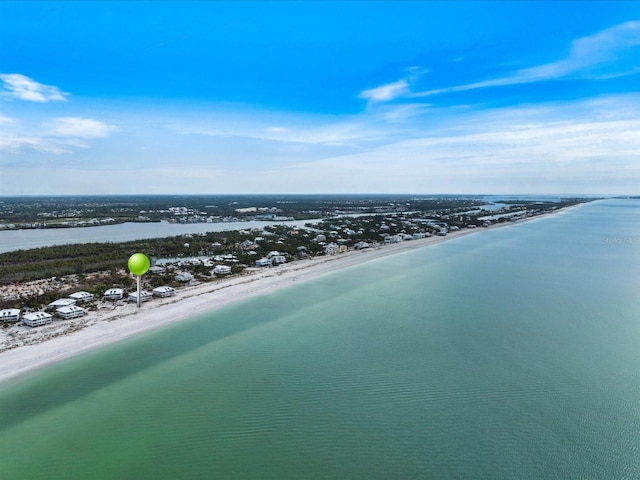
[1,199,639,479]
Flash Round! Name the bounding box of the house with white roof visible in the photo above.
[0,308,20,322]
[175,272,194,282]
[57,305,86,320]
[267,251,286,264]
[325,243,346,255]
[23,311,53,327]
[128,290,153,303]
[212,265,232,275]
[255,257,272,267]
[47,298,77,310]
[69,291,94,302]
[103,288,125,300]
[152,286,175,297]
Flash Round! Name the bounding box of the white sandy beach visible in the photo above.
[0,210,572,386]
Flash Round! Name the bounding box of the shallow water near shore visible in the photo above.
[1,199,639,479]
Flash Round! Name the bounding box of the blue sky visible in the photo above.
[1,1,640,195]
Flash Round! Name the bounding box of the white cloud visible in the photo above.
[358,67,428,104]
[359,79,410,103]
[49,117,117,138]
[0,117,116,154]
[167,114,387,147]
[266,94,640,194]
[414,21,640,98]
[0,73,68,102]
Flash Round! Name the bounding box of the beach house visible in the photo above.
[47,298,77,310]
[212,265,232,275]
[103,288,125,300]
[152,286,175,297]
[69,291,94,302]
[175,272,194,282]
[22,311,53,327]
[57,305,86,320]
[267,251,286,264]
[255,257,272,267]
[128,290,153,303]
[0,308,20,322]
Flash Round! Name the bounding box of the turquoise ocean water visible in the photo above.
[0,199,639,479]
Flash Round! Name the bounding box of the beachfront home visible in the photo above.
[175,272,194,282]
[152,286,175,298]
[267,251,286,264]
[69,291,94,303]
[47,298,77,310]
[103,288,125,300]
[255,257,272,267]
[23,311,53,327]
[212,265,232,275]
[0,308,20,322]
[324,243,347,255]
[57,305,86,320]
[128,290,153,303]
[148,265,166,274]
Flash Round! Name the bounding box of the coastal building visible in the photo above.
[240,239,258,251]
[103,288,125,300]
[267,251,286,264]
[23,311,53,327]
[175,272,194,282]
[212,265,232,275]
[255,257,272,267]
[128,290,153,303]
[152,286,175,297]
[57,305,86,320]
[0,308,20,322]
[47,298,77,310]
[69,291,94,302]
[148,265,166,274]
[324,243,347,255]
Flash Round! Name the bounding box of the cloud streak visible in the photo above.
[0,117,117,155]
[361,21,640,103]
[0,73,68,102]
[414,21,640,97]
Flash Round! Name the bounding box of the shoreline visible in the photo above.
[0,207,581,386]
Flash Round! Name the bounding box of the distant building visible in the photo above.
[212,265,232,275]
[255,258,272,267]
[69,291,94,303]
[0,308,20,322]
[267,251,286,264]
[148,266,166,274]
[152,286,175,297]
[47,298,77,310]
[103,288,125,300]
[23,311,53,327]
[175,272,194,282]
[325,243,346,255]
[57,305,86,320]
[128,290,153,303]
